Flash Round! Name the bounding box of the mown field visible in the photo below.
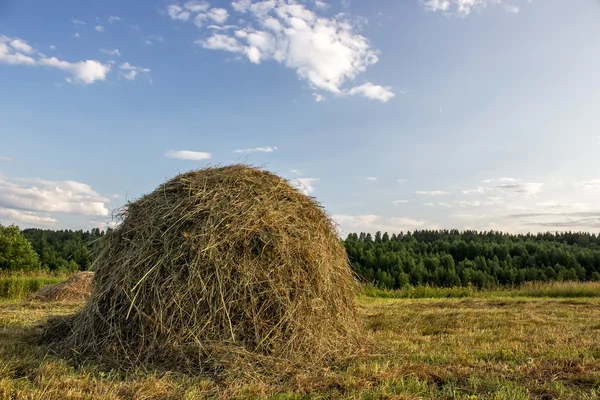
[1,282,599,399]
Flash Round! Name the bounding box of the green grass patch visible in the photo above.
[0,276,65,300]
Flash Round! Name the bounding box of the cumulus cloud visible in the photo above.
[164,150,212,160]
[347,83,395,103]
[182,0,392,102]
[233,146,278,153]
[207,8,229,23]
[1,35,112,84]
[168,2,227,27]
[421,0,522,17]
[0,177,110,216]
[95,25,105,32]
[0,37,36,65]
[119,62,151,81]
[72,19,86,25]
[290,177,318,194]
[0,208,57,225]
[39,57,111,84]
[9,39,33,54]
[108,16,122,23]
[416,190,449,196]
[333,214,427,234]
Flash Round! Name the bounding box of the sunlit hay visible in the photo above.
[43,165,362,377]
[30,272,93,302]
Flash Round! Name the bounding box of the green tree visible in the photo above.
[0,224,41,272]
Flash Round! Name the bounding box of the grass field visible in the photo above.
[1,291,599,399]
[0,275,65,300]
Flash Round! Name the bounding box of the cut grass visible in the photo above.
[1,295,599,399]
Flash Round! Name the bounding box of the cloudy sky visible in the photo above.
[1,0,599,235]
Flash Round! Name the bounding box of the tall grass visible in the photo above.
[0,275,65,300]
[362,281,600,299]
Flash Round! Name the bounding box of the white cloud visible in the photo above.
[119,62,151,81]
[347,82,395,103]
[95,25,105,32]
[334,214,427,234]
[392,200,409,205]
[462,186,489,195]
[164,150,212,160]
[313,93,324,102]
[0,208,57,225]
[72,19,86,25]
[108,16,122,23]
[574,179,600,190]
[291,177,318,195]
[185,0,210,12]
[495,182,544,198]
[39,57,111,84]
[397,179,407,183]
[424,202,434,206]
[0,177,110,216]
[463,178,543,199]
[207,8,229,24]
[438,202,452,208]
[201,34,244,52]
[0,36,117,84]
[421,0,523,17]
[233,146,278,153]
[0,37,37,65]
[190,0,392,102]
[0,156,13,162]
[49,45,56,50]
[289,169,305,176]
[100,48,121,56]
[74,33,80,38]
[314,0,329,9]
[416,190,449,196]
[503,4,520,14]
[168,4,192,21]
[366,177,377,181]
[9,39,33,54]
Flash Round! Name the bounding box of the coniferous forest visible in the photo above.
[344,230,600,288]
[2,224,600,288]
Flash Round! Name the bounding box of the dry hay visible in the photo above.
[43,165,363,377]
[31,271,93,302]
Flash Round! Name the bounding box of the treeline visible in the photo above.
[21,228,107,272]
[0,224,108,273]
[344,230,600,289]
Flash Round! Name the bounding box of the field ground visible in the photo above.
[1,295,599,399]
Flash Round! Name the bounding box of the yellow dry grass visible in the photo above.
[1,295,599,399]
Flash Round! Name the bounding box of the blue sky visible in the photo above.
[1,0,599,234]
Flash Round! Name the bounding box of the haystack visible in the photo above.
[43,165,362,375]
[31,271,93,302]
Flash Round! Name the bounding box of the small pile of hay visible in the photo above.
[44,165,362,376]
[31,272,93,302]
